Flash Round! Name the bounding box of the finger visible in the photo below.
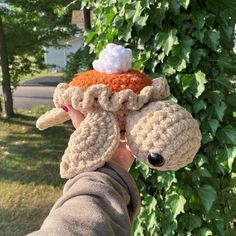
[119,131,132,151]
[110,142,134,170]
[61,104,84,129]
[120,131,126,142]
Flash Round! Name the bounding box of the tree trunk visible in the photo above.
[0,15,14,118]
[83,7,91,30]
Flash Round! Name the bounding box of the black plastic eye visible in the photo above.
[148,153,165,167]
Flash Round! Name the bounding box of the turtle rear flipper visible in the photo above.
[60,109,120,179]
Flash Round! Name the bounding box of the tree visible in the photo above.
[0,0,78,117]
[0,2,13,118]
[82,0,236,235]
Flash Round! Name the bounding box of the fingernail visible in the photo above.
[61,105,69,112]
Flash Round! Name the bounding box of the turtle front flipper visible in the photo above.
[60,109,120,179]
[36,108,70,130]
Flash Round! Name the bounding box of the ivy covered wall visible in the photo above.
[77,0,236,235]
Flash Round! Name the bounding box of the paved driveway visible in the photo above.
[0,76,62,109]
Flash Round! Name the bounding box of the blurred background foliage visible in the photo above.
[66,0,236,235]
[1,0,77,87]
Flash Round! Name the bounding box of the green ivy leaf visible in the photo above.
[163,56,186,75]
[194,154,208,168]
[191,48,207,67]
[173,12,190,29]
[214,74,233,90]
[202,119,220,136]
[163,29,178,56]
[125,1,148,31]
[85,31,95,44]
[206,0,236,20]
[192,29,206,43]
[195,71,207,98]
[201,132,214,145]
[180,74,195,90]
[134,14,149,31]
[149,1,168,28]
[208,102,226,121]
[149,196,157,212]
[181,214,202,231]
[179,0,190,10]
[125,3,137,20]
[212,214,225,236]
[192,10,207,30]
[105,8,115,25]
[216,147,236,172]
[207,91,224,105]
[217,52,236,73]
[163,220,178,236]
[193,99,207,113]
[198,184,217,212]
[162,66,175,75]
[139,165,151,179]
[204,30,220,51]
[217,125,236,145]
[227,93,236,107]
[147,213,158,231]
[113,15,124,28]
[207,119,220,135]
[199,167,212,177]
[139,26,154,44]
[118,21,132,41]
[155,29,178,56]
[180,71,206,97]
[133,218,144,235]
[172,36,194,62]
[166,193,186,219]
[205,0,221,13]
[170,0,180,15]
[228,148,236,172]
[198,227,213,236]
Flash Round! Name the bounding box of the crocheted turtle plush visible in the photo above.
[36,44,201,179]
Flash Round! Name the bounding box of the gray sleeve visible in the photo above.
[27,162,140,236]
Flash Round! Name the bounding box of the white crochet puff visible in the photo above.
[92,44,132,74]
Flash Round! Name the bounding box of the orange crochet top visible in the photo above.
[70,69,152,94]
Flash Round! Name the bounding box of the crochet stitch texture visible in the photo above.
[70,69,152,94]
[36,44,201,179]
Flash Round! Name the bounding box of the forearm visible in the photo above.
[27,162,140,236]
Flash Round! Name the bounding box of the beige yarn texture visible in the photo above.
[36,108,70,130]
[36,76,201,179]
[60,109,120,179]
[53,77,170,113]
[126,101,201,170]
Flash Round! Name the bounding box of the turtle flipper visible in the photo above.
[36,108,70,130]
[60,109,120,179]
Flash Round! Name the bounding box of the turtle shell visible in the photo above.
[69,69,152,94]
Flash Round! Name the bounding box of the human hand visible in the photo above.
[61,105,134,171]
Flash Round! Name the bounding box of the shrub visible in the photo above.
[63,46,94,82]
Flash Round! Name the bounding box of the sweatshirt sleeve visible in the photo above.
[27,162,141,236]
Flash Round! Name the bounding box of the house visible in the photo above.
[44,34,84,70]
[44,10,89,70]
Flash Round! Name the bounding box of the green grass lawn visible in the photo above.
[0,108,74,236]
